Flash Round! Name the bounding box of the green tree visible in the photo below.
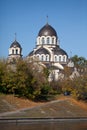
[71,55,87,69]
[14,59,34,98]
[0,59,8,93]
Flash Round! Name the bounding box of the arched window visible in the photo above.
[42,37,45,44]
[46,55,48,61]
[12,49,14,54]
[54,55,57,61]
[41,55,44,61]
[63,56,65,62]
[16,49,18,54]
[46,55,49,61]
[59,56,61,62]
[63,56,66,62]
[47,37,50,44]
[52,37,54,44]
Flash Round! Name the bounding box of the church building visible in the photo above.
[8,21,74,80]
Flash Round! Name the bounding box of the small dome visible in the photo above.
[35,47,50,55]
[10,40,22,48]
[38,23,57,37]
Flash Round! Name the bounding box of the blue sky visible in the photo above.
[0,0,87,59]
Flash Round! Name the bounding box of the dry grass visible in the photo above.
[69,98,87,111]
[56,95,87,111]
[0,94,87,118]
[0,94,44,113]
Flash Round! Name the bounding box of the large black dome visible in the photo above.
[10,40,22,48]
[38,23,57,37]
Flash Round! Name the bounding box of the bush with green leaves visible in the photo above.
[0,59,52,101]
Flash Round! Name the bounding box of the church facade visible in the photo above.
[8,22,74,80]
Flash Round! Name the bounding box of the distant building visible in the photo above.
[8,39,22,63]
[8,22,74,80]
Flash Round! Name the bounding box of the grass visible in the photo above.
[0,94,87,118]
[0,94,44,114]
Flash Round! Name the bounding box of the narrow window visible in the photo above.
[63,56,65,62]
[46,55,48,61]
[12,49,14,54]
[42,37,45,44]
[55,56,57,61]
[16,49,18,54]
[46,55,49,61]
[59,56,61,62]
[47,37,50,44]
[63,56,66,62]
[52,38,54,44]
[41,55,44,61]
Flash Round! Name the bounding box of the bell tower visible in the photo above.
[8,35,22,63]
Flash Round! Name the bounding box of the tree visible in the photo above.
[0,59,9,93]
[71,74,87,100]
[14,59,34,98]
[63,66,72,79]
[71,55,87,69]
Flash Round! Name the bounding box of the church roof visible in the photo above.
[10,40,22,48]
[34,47,50,55]
[52,46,68,56]
[28,50,34,56]
[28,47,50,56]
[38,23,57,37]
[28,46,67,57]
